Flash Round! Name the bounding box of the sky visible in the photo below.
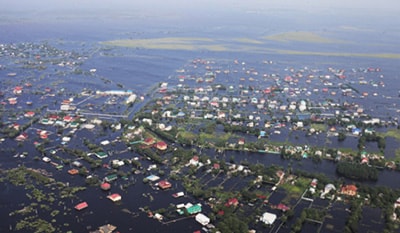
[1,0,399,44]
[3,0,400,14]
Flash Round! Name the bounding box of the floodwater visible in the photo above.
[1,8,400,233]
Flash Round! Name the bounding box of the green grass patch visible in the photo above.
[310,123,327,132]
[178,130,198,141]
[280,177,310,202]
[394,149,400,162]
[102,36,400,59]
[379,129,400,140]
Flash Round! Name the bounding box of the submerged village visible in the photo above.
[1,41,400,233]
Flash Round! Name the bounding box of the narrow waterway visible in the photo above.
[207,149,400,189]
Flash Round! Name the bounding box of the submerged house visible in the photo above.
[75,202,88,211]
[158,180,172,190]
[107,193,122,202]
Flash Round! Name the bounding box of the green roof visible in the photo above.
[186,204,202,215]
[95,152,108,159]
[105,174,118,182]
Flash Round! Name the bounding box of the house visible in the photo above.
[62,137,71,143]
[24,111,35,117]
[195,213,210,226]
[276,203,290,212]
[340,184,358,196]
[111,160,125,167]
[146,175,160,182]
[352,127,362,136]
[158,180,172,190]
[310,178,318,188]
[395,197,400,208]
[324,184,336,194]
[361,157,369,164]
[40,118,49,125]
[72,161,83,167]
[189,156,199,166]
[100,140,110,146]
[63,115,74,122]
[172,192,184,198]
[12,123,20,130]
[143,137,155,145]
[104,174,118,182]
[68,169,79,175]
[217,111,226,119]
[260,212,277,225]
[213,163,220,170]
[96,224,117,233]
[95,152,108,159]
[100,182,111,191]
[156,141,167,150]
[142,118,152,125]
[8,97,17,105]
[16,133,28,141]
[185,203,202,215]
[39,131,48,139]
[238,138,245,145]
[74,202,88,211]
[107,193,122,202]
[13,86,23,94]
[225,198,239,207]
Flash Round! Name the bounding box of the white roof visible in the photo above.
[101,140,110,145]
[195,213,210,226]
[260,212,277,225]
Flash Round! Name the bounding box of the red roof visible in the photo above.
[63,116,74,122]
[156,141,167,150]
[68,169,79,175]
[277,203,290,211]
[107,193,122,202]
[25,111,35,117]
[75,202,88,210]
[158,180,172,189]
[101,182,111,190]
[49,115,59,120]
[144,137,155,145]
[341,184,358,196]
[225,198,239,207]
